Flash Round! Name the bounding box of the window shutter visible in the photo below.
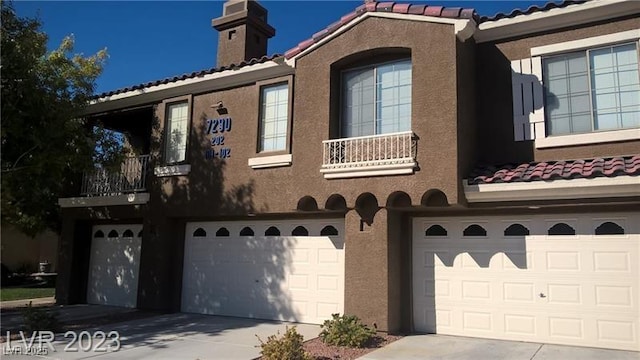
[511,57,545,141]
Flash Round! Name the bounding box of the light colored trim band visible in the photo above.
[248,154,293,169]
[58,193,150,208]
[464,176,640,203]
[531,29,640,56]
[154,164,192,177]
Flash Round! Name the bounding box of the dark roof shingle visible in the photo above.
[468,155,640,185]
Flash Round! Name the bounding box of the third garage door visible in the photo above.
[182,220,344,324]
[413,213,639,351]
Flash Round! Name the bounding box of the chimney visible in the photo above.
[212,0,275,67]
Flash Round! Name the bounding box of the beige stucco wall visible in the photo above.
[1,225,58,273]
[476,16,640,165]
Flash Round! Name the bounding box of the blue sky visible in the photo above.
[14,1,550,94]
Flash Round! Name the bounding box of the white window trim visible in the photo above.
[258,83,290,153]
[154,164,191,177]
[248,154,292,169]
[464,176,640,203]
[340,59,412,138]
[531,29,640,56]
[530,30,640,148]
[536,128,640,148]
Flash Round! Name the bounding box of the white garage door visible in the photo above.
[182,220,344,324]
[413,213,639,351]
[87,224,142,308]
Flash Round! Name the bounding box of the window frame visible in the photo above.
[248,76,294,169]
[530,29,640,148]
[339,58,412,139]
[542,41,640,136]
[161,95,192,165]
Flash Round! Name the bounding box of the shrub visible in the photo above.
[21,301,60,332]
[319,313,376,348]
[256,326,313,360]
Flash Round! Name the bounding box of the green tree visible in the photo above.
[1,2,117,235]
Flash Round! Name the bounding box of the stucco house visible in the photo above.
[57,0,639,351]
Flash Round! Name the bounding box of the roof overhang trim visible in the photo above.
[475,0,639,43]
[464,175,640,203]
[85,61,294,115]
[285,12,476,67]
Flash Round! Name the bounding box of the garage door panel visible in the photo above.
[183,220,344,324]
[413,213,639,351]
[87,225,142,308]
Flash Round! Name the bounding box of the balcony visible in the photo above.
[321,131,417,179]
[59,155,151,208]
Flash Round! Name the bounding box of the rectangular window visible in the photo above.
[543,42,640,136]
[342,59,411,137]
[165,102,189,163]
[259,83,289,152]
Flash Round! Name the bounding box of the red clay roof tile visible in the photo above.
[468,155,640,184]
[284,1,477,60]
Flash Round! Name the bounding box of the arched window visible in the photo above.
[425,225,447,236]
[216,227,230,237]
[504,224,530,236]
[108,230,119,238]
[548,223,575,236]
[94,230,105,238]
[463,224,487,237]
[320,225,339,236]
[137,230,143,238]
[240,227,254,236]
[192,228,207,237]
[292,226,309,236]
[595,222,625,235]
[265,226,281,236]
[122,229,134,238]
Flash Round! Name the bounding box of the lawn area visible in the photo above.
[0,287,55,301]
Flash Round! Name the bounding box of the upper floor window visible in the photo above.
[259,83,289,152]
[165,102,189,163]
[341,59,411,138]
[543,42,639,136]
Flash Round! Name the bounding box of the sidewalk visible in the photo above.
[0,296,56,310]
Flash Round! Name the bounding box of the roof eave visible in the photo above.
[84,60,294,115]
[285,12,476,68]
[475,0,640,43]
[464,175,640,203]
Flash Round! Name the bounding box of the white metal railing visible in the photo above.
[321,131,416,170]
[81,155,150,196]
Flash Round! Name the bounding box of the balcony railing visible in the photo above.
[81,155,150,196]
[321,131,417,178]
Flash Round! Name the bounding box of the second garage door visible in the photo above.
[182,220,344,324]
[87,224,142,308]
[413,213,639,351]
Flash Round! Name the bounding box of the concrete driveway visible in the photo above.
[2,313,320,360]
[360,334,640,360]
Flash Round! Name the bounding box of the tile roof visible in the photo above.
[93,1,590,99]
[94,54,282,99]
[468,155,640,185]
[479,0,587,23]
[284,1,478,60]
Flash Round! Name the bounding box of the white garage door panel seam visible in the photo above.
[182,219,345,325]
[412,212,640,351]
[87,224,142,308]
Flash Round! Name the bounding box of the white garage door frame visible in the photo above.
[87,224,142,308]
[413,212,639,351]
[182,219,345,324]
